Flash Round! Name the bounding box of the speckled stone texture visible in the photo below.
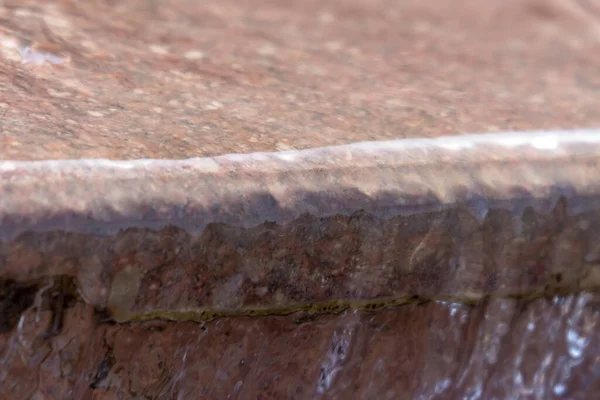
[2,0,600,399]
[1,0,600,160]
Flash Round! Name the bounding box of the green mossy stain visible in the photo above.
[118,284,599,324]
[6,275,600,326]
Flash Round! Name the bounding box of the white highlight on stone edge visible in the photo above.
[1,128,600,172]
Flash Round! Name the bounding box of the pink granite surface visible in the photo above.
[1,0,600,160]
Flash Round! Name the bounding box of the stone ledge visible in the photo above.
[2,131,600,324]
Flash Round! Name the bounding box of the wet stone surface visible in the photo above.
[2,294,600,399]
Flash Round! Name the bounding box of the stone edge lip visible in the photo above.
[2,128,600,241]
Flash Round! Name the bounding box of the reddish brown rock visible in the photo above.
[2,295,600,399]
[2,133,600,323]
[2,0,600,399]
[3,136,600,400]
